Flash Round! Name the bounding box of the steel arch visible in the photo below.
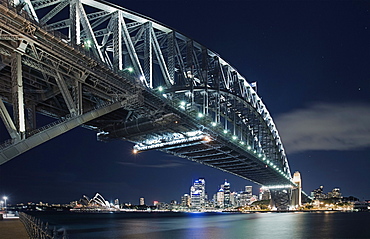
[0,0,293,186]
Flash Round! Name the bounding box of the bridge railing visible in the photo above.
[19,212,68,239]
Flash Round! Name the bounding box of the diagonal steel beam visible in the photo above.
[52,62,78,115]
[0,99,20,140]
[39,0,69,25]
[0,99,128,165]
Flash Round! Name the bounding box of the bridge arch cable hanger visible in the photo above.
[0,0,294,187]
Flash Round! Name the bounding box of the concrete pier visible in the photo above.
[0,217,28,239]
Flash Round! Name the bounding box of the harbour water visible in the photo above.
[27,211,370,238]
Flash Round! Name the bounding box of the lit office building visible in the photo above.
[190,178,206,208]
[328,188,342,199]
[181,194,191,207]
[230,192,237,207]
[238,191,249,206]
[139,197,145,206]
[245,186,252,196]
[222,180,231,207]
[311,186,326,199]
[259,188,271,201]
[217,188,224,207]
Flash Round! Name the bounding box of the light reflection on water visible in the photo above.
[29,211,370,239]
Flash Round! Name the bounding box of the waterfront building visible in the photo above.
[328,188,342,199]
[140,197,145,206]
[114,199,120,209]
[311,186,326,199]
[181,194,190,207]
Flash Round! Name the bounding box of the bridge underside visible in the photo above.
[0,0,300,205]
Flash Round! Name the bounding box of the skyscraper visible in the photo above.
[245,186,253,202]
[217,188,224,207]
[190,178,206,208]
[222,180,231,207]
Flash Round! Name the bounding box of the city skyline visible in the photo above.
[0,1,370,204]
[0,175,354,207]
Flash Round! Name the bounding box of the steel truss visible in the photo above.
[0,0,295,190]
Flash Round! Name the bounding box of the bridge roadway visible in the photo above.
[0,0,298,197]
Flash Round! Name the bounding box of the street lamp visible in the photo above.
[3,196,7,218]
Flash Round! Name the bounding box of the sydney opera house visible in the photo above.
[73,193,118,211]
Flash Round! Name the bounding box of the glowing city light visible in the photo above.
[232,135,237,140]
[211,122,217,127]
[197,112,204,118]
[158,86,164,92]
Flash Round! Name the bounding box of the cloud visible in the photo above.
[118,161,184,168]
[274,102,370,154]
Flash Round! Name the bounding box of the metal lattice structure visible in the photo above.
[0,0,295,189]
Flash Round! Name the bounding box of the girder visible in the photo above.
[0,0,295,189]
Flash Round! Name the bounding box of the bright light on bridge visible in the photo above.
[261,185,293,190]
[83,39,92,48]
[203,136,212,142]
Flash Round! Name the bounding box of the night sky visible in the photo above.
[1,1,370,205]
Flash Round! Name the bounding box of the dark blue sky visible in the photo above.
[1,0,370,204]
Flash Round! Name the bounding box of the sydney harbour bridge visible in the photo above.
[0,0,305,209]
